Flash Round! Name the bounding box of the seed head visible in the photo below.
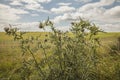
[44,39,48,42]
[39,22,44,29]
[4,27,9,32]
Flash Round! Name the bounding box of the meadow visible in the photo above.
[0,32,120,80]
[0,32,48,79]
[0,19,120,80]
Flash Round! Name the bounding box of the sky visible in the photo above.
[0,0,120,32]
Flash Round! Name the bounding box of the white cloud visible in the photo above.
[51,6,75,14]
[104,6,120,18]
[0,24,9,32]
[9,22,52,32]
[85,6,120,23]
[0,3,29,23]
[53,6,120,24]
[24,2,50,13]
[53,0,118,23]
[24,3,50,13]
[78,0,115,12]
[75,0,92,3]
[52,13,73,23]
[16,22,40,31]
[0,0,119,32]
[0,22,41,32]
[0,22,119,32]
[25,3,43,11]
[0,22,36,32]
[116,0,120,2]
[10,1,22,6]
[58,3,72,6]
[31,14,39,16]
[9,0,51,13]
[78,0,119,23]
[100,23,120,32]
[55,26,70,31]
[52,0,120,32]
[10,0,52,4]
[21,0,37,4]
[37,0,52,3]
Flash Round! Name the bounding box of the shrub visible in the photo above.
[5,18,115,80]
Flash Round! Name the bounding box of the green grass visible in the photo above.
[0,32,120,79]
[97,32,120,43]
[0,32,48,77]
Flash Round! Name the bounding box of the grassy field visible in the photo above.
[0,32,120,79]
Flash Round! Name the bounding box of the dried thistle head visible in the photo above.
[44,39,48,42]
[45,34,48,37]
[71,22,74,25]
[4,27,10,33]
[39,22,44,29]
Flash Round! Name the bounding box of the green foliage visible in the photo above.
[3,18,120,80]
[109,37,120,56]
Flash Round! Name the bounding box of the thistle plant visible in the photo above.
[4,18,106,80]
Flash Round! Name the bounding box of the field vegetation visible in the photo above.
[0,18,120,80]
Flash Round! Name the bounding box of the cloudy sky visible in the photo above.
[0,0,120,32]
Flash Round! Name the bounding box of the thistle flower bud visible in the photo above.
[71,22,75,25]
